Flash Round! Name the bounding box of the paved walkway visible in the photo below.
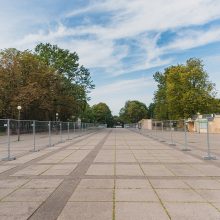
[0,129,220,219]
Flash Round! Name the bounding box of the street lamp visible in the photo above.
[17,106,22,141]
[56,113,59,121]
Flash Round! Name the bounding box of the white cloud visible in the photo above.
[89,77,156,114]
[8,0,220,76]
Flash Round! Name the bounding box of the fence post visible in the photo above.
[67,122,70,140]
[203,119,216,160]
[182,119,190,151]
[30,120,39,152]
[60,121,62,143]
[3,119,16,161]
[48,121,51,147]
[169,120,176,146]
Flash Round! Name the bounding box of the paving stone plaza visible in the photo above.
[0,128,220,219]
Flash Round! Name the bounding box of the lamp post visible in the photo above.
[56,113,59,121]
[17,106,22,141]
[55,113,59,134]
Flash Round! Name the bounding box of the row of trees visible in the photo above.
[0,43,94,121]
[95,58,220,126]
[81,101,149,127]
[153,58,220,120]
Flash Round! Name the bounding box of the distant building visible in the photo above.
[187,114,220,133]
[138,119,152,130]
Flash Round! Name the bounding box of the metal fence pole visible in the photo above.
[169,120,176,146]
[60,122,62,142]
[67,122,70,140]
[30,120,39,152]
[48,121,51,147]
[3,119,16,161]
[182,119,190,151]
[203,119,216,160]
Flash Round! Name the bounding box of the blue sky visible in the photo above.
[1,0,220,115]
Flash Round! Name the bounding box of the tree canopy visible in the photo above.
[119,100,148,123]
[92,103,113,127]
[153,58,217,119]
[0,44,94,120]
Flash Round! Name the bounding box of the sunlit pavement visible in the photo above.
[0,128,220,220]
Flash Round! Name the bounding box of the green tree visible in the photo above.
[92,103,113,127]
[153,58,216,119]
[35,43,94,92]
[0,48,61,119]
[147,103,156,118]
[119,100,148,123]
[0,45,95,121]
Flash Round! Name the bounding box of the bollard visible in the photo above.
[203,119,216,160]
[182,120,191,151]
[48,121,51,147]
[3,119,16,161]
[30,120,39,152]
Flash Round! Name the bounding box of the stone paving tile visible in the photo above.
[86,164,114,176]
[0,179,28,188]
[164,202,220,220]
[196,189,220,202]
[191,164,220,176]
[116,164,144,176]
[156,189,206,202]
[116,179,151,189]
[115,202,170,220]
[77,179,114,189]
[0,165,16,174]
[213,203,220,211]
[41,164,77,175]
[57,202,112,220]
[0,188,16,200]
[115,188,158,202]
[2,188,55,202]
[0,201,41,220]
[6,152,48,164]
[22,179,63,188]
[184,179,220,189]
[141,164,175,176]
[12,165,51,176]
[61,150,91,163]
[166,164,205,176]
[150,179,190,189]
[69,188,113,201]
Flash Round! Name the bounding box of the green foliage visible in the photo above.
[119,100,148,123]
[35,43,95,92]
[153,58,217,119]
[92,103,113,127]
[147,103,156,118]
[0,44,95,120]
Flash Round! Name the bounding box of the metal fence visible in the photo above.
[126,119,219,161]
[0,119,101,161]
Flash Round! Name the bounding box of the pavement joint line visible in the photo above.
[112,129,116,220]
[0,131,95,165]
[0,131,99,178]
[27,129,112,220]
[125,135,172,220]
[130,129,220,169]
[190,186,220,213]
